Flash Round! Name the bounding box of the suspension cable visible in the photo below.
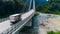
[33,0,35,11]
[21,0,29,13]
[20,0,35,13]
[28,0,32,11]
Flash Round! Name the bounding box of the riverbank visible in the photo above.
[20,13,60,34]
[48,18,60,26]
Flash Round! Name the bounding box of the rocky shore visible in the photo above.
[20,13,60,34]
[38,19,60,34]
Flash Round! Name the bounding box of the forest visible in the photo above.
[0,0,26,18]
[36,0,60,15]
[0,0,60,18]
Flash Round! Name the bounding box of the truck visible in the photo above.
[9,14,21,24]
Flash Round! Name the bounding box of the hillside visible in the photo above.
[36,0,60,15]
[0,0,26,18]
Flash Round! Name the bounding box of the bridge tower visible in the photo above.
[25,0,35,27]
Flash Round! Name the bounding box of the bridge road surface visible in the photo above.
[0,9,35,34]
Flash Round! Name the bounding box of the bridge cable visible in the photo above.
[28,0,32,11]
[33,0,35,11]
[20,0,30,13]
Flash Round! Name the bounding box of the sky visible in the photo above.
[46,0,48,1]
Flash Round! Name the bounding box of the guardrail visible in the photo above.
[1,11,34,34]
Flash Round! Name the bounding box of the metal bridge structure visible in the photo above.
[0,0,35,34]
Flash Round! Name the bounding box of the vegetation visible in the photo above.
[0,0,26,19]
[1,0,60,18]
[36,0,60,15]
[47,31,60,34]
[34,12,39,17]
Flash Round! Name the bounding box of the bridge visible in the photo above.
[0,0,35,34]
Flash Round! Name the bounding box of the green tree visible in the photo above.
[0,0,26,18]
[36,0,60,14]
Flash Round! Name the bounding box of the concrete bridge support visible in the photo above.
[25,19,32,27]
[14,19,33,34]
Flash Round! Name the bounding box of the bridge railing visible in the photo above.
[1,10,35,34]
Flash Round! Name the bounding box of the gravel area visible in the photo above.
[38,19,60,34]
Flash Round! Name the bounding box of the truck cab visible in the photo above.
[9,14,21,24]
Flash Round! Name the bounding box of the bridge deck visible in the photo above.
[0,9,34,33]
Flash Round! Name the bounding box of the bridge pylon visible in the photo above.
[24,0,35,27]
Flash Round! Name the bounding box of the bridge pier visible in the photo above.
[22,19,33,29]
[25,19,32,27]
[14,18,33,34]
[19,19,33,34]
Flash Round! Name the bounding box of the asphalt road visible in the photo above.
[0,17,8,22]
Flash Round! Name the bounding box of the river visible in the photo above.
[20,13,60,34]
